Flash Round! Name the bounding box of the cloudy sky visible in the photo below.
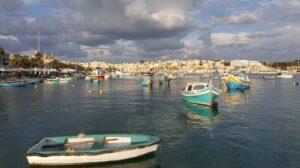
[0,0,299,62]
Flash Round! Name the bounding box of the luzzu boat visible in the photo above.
[27,79,41,84]
[276,73,294,79]
[44,78,59,85]
[142,77,153,87]
[26,134,160,166]
[224,73,250,90]
[0,81,28,87]
[181,82,221,107]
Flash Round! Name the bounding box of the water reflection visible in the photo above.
[221,89,250,107]
[31,154,160,168]
[142,86,153,97]
[182,101,221,131]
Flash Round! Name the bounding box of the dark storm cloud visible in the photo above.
[136,37,185,52]
[0,0,201,60]
[0,0,23,12]
[1,0,300,61]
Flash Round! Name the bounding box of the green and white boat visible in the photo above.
[26,134,160,166]
[181,82,221,107]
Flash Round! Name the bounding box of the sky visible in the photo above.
[0,0,300,63]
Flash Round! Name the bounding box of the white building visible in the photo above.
[230,60,262,67]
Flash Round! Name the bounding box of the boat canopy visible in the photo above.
[185,83,210,92]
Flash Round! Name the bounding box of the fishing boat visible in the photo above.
[0,81,28,87]
[26,134,160,166]
[85,76,92,80]
[44,78,59,85]
[276,73,294,79]
[159,75,170,86]
[27,79,41,84]
[142,77,153,87]
[224,73,250,90]
[59,77,73,83]
[181,82,221,107]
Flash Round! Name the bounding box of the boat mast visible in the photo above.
[37,30,40,52]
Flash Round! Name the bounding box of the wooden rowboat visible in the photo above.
[26,134,160,166]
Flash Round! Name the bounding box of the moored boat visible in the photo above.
[181,82,221,107]
[27,79,41,84]
[142,77,153,87]
[224,73,250,90]
[85,76,92,80]
[0,81,28,87]
[26,134,160,166]
[44,78,59,85]
[276,73,294,79]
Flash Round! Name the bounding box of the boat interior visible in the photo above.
[27,135,155,154]
[183,83,209,93]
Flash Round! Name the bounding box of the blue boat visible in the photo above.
[224,73,250,90]
[0,81,28,87]
[27,79,41,85]
[181,82,221,107]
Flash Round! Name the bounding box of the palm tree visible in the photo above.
[32,51,44,68]
[0,46,8,68]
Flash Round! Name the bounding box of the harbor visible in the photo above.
[0,74,299,167]
[1,0,300,167]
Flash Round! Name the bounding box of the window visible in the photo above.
[187,85,193,91]
[193,85,205,90]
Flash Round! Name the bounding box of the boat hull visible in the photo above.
[224,74,250,91]
[181,90,219,107]
[277,75,294,79]
[0,82,28,87]
[27,144,158,166]
[226,82,250,90]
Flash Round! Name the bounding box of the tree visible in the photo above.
[10,55,33,69]
[32,52,44,68]
[0,46,9,67]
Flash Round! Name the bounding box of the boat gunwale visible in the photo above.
[26,134,160,157]
[27,146,158,166]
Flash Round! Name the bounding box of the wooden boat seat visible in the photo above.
[67,137,95,143]
[103,137,131,148]
[65,138,95,150]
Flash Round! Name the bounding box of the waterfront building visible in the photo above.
[287,66,300,72]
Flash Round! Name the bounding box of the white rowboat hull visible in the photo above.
[27,144,158,166]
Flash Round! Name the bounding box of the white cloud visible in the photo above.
[211,32,250,45]
[214,13,258,25]
[0,35,19,42]
[151,9,186,29]
[80,44,111,58]
[182,38,203,56]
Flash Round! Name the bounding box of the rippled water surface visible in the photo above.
[0,75,299,168]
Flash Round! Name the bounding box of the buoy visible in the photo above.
[88,90,92,93]
[72,84,76,87]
